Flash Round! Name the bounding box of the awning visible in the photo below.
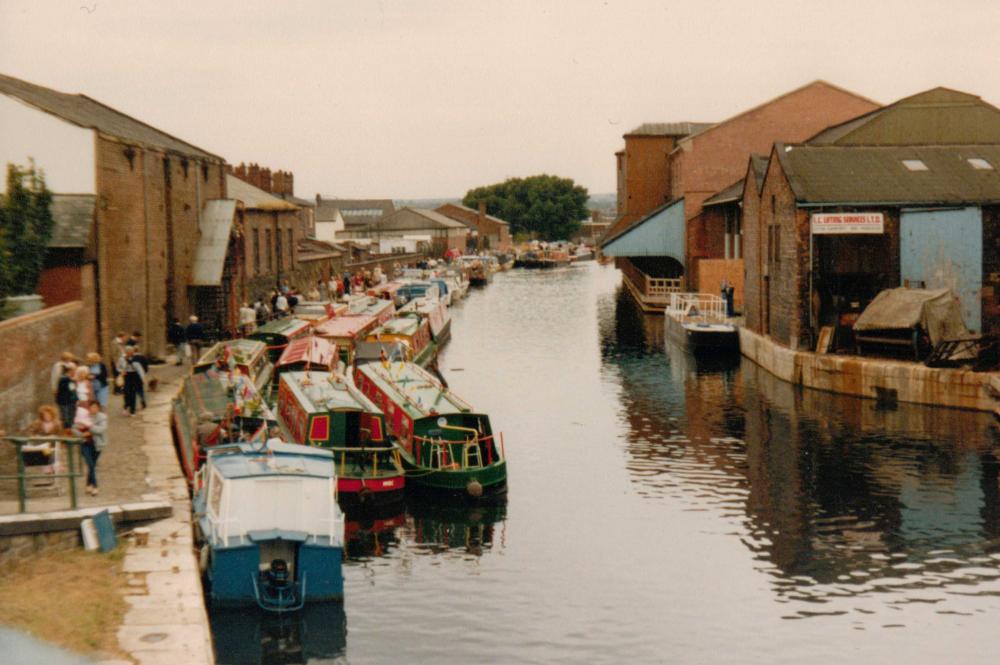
[191,199,237,286]
[600,199,685,264]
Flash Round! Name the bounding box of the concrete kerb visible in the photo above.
[107,373,214,665]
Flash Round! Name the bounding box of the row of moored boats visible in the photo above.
[171,259,510,611]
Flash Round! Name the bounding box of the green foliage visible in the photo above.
[462,174,588,241]
[0,162,54,298]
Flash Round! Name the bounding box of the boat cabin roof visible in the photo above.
[369,315,421,338]
[251,317,311,338]
[281,370,382,415]
[345,296,394,318]
[195,339,268,368]
[207,441,335,480]
[368,282,402,296]
[357,361,472,419]
[315,314,378,339]
[277,336,338,369]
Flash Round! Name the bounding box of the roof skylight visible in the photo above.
[902,159,928,171]
[967,157,994,170]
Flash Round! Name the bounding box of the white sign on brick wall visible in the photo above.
[810,212,884,235]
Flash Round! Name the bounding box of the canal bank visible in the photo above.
[738,326,998,412]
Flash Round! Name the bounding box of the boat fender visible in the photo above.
[199,544,209,573]
[466,480,483,498]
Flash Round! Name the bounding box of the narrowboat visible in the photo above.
[457,256,492,285]
[354,361,507,500]
[290,301,348,325]
[367,281,403,304]
[356,314,436,367]
[172,368,276,486]
[441,269,469,300]
[399,298,451,345]
[194,339,274,393]
[344,295,396,325]
[249,318,313,362]
[273,336,340,384]
[516,248,570,269]
[276,370,405,511]
[314,314,380,365]
[393,280,441,307]
[194,442,345,611]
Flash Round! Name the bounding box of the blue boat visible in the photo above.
[193,441,345,612]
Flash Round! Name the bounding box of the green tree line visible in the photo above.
[462,174,588,241]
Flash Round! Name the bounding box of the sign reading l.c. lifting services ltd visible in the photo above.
[810,212,884,235]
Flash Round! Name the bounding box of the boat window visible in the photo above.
[310,415,330,444]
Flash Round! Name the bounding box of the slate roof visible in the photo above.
[703,154,769,206]
[373,207,467,232]
[625,122,714,137]
[316,198,395,229]
[0,73,221,161]
[775,143,1000,204]
[806,87,1000,146]
[226,174,298,211]
[48,194,96,248]
[435,202,511,227]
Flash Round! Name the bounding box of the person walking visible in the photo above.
[239,302,256,337]
[185,315,206,364]
[86,352,110,409]
[168,318,186,365]
[75,402,107,496]
[55,364,78,429]
[118,347,145,416]
[50,352,77,397]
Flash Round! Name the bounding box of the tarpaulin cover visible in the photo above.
[854,287,970,346]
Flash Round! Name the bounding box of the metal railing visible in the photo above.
[0,436,86,513]
[667,293,728,322]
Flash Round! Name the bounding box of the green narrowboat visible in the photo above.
[248,317,313,362]
[276,370,405,512]
[353,361,507,500]
[193,339,274,393]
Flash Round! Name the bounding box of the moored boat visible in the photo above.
[314,314,380,365]
[457,256,492,285]
[194,441,345,611]
[354,361,507,500]
[194,339,274,393]
[356,314,436,367]
[276,370,405,512]
[273,336,340,385]
[249,318,313,363]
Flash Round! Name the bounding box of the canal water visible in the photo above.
[212,262,1000,664]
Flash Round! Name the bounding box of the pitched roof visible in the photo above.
[704,154,770,206]
[0,73,221,161]
[774,143,1000,205]
[47,194,96,248]
[625,122,714,138]
[374,207,467,232]
[297,237,343,262]
[226,174,298,211]
[315,197,395,228]
[676,80,879,148]
[806,87,1000,146]
[435,202,511,227]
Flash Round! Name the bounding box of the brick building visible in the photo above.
[435,202,512,251]
[316,197,396,239]
[0,73,227,358]
[371,207,467,257]
[602,82,878,311]
[743,88,1000,350]
[229,162,315,238]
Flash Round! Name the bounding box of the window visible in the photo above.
[275,226,283,272]
[287,229,294,268]
[968,157,994,170]
[253,228,261,275]
[767,225,781,264]
[266,229,273,272]
[902,159,928,171]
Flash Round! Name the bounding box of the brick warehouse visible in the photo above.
[435,201,513,252]
[602,81,879,312]
[0,73,226,359]
[742,88,1000,351]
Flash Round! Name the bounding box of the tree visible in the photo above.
[0,161,54,300]
[463,174,588,241]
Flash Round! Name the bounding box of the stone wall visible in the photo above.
[0,529,81,565]
[0,302,92,433]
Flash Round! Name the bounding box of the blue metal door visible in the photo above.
[900,207,982,332]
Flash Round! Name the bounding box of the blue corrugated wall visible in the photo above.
[603,199,686,265]
[900,206,982,332]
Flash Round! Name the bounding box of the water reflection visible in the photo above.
[601,283,1000,618]
[210,602,346,665]
[403,502,507,557]
[345,511,405,561]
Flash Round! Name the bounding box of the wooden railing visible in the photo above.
[646,277,683,303]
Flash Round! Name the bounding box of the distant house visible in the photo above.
[371,207,467,257]
[38,194,97,310]
[435,202,512,251]
[0,72,228,358]
[314,204,346,242]
[315,197,396,239]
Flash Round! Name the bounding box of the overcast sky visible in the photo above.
[2,0,999,199]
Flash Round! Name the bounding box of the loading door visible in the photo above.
[900,207,982,332]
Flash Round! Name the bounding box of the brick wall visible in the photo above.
[0,302,93,432]
[242,208,303,289]
[742,169,763,334]
[623,135,676,219]
[696,259,744,310]
[94,136,224,359]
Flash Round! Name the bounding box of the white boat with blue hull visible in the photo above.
[194,441,345,612]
